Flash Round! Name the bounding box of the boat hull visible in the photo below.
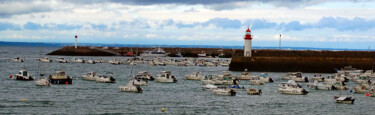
[50,78,72,84]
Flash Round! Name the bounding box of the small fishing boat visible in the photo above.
[306,80,335,90]
[235,69,257,80]
[332,82,349,90]
[282,72,309,82]
[82,72,99,81]
[202,84,217,90]
[247,89,262,95]
[56,57,68,63]
[185,72,204,80]
[108,59,121,65]
[140,47,169,57]
[131,78,148,86]
[250,77,265,85]
[119,82,143,93]
[35,78,51,86]
[71,58,85,63]
[211,88,236,96]
[201,75,215,85]
[259,73,273,83]
[334,79,355,104]
[134,71,154,81]
[278,80,308,95]
[14,70,34,81]
[311,73,324,82]
[96,75,116,83]
[95,58,106,63]
[87,59,96,64]
[39,57,53,63]
[49,71,72,84]
[13,57,24,62]
[155,71,177,83]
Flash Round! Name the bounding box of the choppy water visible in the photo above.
[1,46,375,114]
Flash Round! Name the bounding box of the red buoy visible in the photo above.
[65,82,69,85]
[9,75,12,78]
[148,74,150,76]
[366,93,369,96]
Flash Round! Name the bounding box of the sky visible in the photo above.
[1,0,375,49]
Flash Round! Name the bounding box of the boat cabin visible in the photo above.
[18,70,29,77]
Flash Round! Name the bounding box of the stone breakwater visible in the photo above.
[47,46,235,57]
[229,50,375,73]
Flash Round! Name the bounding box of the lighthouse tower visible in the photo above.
[75,35,77,49]
[244,28,252,57]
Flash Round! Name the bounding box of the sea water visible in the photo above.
[0,46,374,114]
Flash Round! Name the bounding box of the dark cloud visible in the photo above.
[0,22,21,30]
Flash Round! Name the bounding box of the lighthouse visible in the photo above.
[244,28,252,57]
[75,35,77,49]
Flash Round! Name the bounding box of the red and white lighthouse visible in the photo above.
[244,28,252,57]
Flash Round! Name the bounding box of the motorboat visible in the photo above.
[332,82,349,90]
[201,75,215,85]
[353,83,374,94]
[119,82,143,93]
[134,71,154,81]
[334,96,355,104]
[95,58,106,63]
[56,57,68,63]
[310,73,324,82]
[185,72,204,80]
[281,72,309,82]
[211,88,236,96]
[95,74,116,83]
[140,47,169,57]
[306,80,335,90]
[234,69,256,80]
[211,71,239,85]
[247,89,262,95]
[197,51,206,57]
[202,84,217,90]
[49,71,72,84]
[71,58,85,63]
[87,59,96,64]
[130,78,148,86]
[39,57,52,63]
[250,77,265,85]
[259,73,273,83]
[14,70,34,81]
[82,72,99,81]
[278,80,308,95]
[325,74,348,84]
[13,57,24,62]
[35,78,51,86]
[155,71,177,83]
[108,59,121,65]
[354,75,371,84]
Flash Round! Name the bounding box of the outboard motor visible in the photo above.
[322,77,325,82]
[109,77,116,83]
[172,76,177,83]
[269,78,274,83]
[304,77,309,82]
[302,89,308,95]
[331,86,336,90]
[259,89,262,95]
[233,78,239,85]
[229,89,236,96]
[136,86,142,93]
[150,76,155,81]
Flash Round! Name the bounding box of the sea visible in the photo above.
[1,44,375,114]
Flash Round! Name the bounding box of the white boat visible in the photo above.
[354,75,371,84]
[278,80,308,95]
[14,70,34,81]
[108,59,121,65]
[212,72,239,85]
[35,78,51,86]
[49,71,72,84]
[140,47,169,57]
[259,73,273,83]
[185,72,204,80]
[155,71,177,83]
[130,78,148,86]
[201,75,215,85]
[282,72,309,82]
[250,77,265,85]
[95,75,116,83]
[39,57,52,62]
[332,82,349,90]
[119,82,143,93]
[12,57,24,62]
[197,51,206,57]
[306,80,335,90]
[211,88,236,96]
[95,58,106,63]
[202,84,217,90]
[353,84,374,94]
[247,89,262,95]
[325,74,348,84]
[56,57,68,63]
[71,58,85,63]
[87,59,96,64]
[82,72,99,81]
[334,79,355,104]
[235,69,257,80]
[134,71,154,81]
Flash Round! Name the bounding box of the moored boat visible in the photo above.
[35,78,51,86]
[49,71,72,84]
[185,72,204,80]
[14,70,34,81]
[278,80,308,95]
[155,71,177,83]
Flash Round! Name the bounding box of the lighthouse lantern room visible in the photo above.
[244,28,252,57]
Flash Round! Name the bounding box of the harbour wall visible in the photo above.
[229,50,375,73]
[47,46,235,57]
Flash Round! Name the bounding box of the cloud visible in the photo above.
[23,22,44,30]
[0,22,21,30]
[176,18,242,29]
[0,1,54,17]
